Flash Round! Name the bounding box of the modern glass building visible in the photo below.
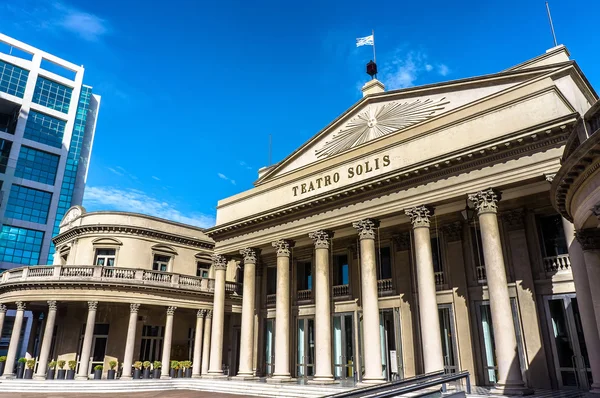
[0,33,101,270]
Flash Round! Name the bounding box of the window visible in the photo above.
[0,139,12,173]
[470,225,485,267]
[376,246,392,280]
[431,237,443,273]
[0,60,29,98]
[333,254,349,286]
[297,260,312,290]
[95,249,116,266]
[0,225,44,265]
[23,111,66,148]
[538,214,568,257]
[267,267,277,295]
[32,77,72,113]
[5,184,52,224]
[14,146,60,185]
[152,254,170,271]
[196,262,210,278]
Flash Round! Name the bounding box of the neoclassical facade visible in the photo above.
[207,45,600,394]
[0,207,244,379]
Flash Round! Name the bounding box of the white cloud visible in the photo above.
[425,64,433,72]
[107,167,123,176]
[152,176,161,181]
[217,173,236,185]
[438,64,450,76]
[54,3,108,41]
[83,186,215,228]
[239,161,253,170]
[380,50,450,90]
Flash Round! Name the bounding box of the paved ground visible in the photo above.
[0,392,245,398]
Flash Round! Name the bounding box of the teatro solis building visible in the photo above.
[206,45,600,394]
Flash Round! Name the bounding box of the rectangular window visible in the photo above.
[95,249,116,266]
[196,262,210,277]
[267,267,277,295]
[376,246,392,280]
[152,254,170,271]
[14,146,60,185]
[32,77,72,113]
[0,139,12,173]
[0,225,44,265]
[5,184,52,224]
[471,225,485,267]
[333,253,349,286]
[538,214,568,257]
[23,111,66,148]
[431,237,443,273]
[297,260,312,290]
[0,60,29,98]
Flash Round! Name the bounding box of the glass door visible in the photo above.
[265,319,275,376]
[78,324,109,375]
[139,325,164,362]
[333,313,354,381]
[296,317,315,379]
[544,295,592,390]
[438,304,459,373]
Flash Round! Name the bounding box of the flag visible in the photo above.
[356,35,374,47]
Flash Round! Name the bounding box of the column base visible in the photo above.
[160,374,171,379]
[588,383,600,394]
[192,374,202,379]
[490,384,534,396]
[75,375,89,380]
[1,373,15,379]
[203,372,228,379]
[120,375,133,380]
[33,374,47,380]
[266,375,295,383]
[232,375,259,381]
[358,377,386,386]
[308,377,338,385]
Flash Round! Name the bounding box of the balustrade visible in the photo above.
[266,294,276,306]
[333,284,349,297]
[377,278,393,295]
[297,289,312,301]
[543,254,571,273]
[434,271,445,286]
[476,265,486,283]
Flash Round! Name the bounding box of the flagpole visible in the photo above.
[372,29,377,64]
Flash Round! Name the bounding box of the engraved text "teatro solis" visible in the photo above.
[292,155,390,196]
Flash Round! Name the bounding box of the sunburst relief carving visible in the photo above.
[315,97,449,158]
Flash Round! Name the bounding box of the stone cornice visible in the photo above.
[209,116,574,241]
[53,224,214,250]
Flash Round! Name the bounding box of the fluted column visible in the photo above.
[309,230,334,382]
[208,254,228,377]
[563,223,600,393]
[160,306,177,379]
[237,248,260,379]
[405,206,445,373]
[34,301,58,380]
[468,189,530,394]
[201,310,213,375]
[3,302,26,378]
[76,301,98,379]
[121,303,141,380]
[271,239,294,381]
[577,228,600,339]
[192,309,206,378]
[352,219,385,383]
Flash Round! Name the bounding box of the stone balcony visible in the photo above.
[0,265,243,296]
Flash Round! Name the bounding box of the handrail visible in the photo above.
[325,370,445,398]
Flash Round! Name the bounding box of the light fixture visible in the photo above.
[461,199,476,222]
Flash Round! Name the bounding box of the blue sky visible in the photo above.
[1,0,598,228]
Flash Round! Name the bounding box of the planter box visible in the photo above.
[143,368,150,379]
[107,369,116,380]
[0,362,5,376]
[66,370,75,380]
[24,369,33,379]
[177,368,183,378]
[57,369,66,380]
[93,369,102,380]
[153,369,161,379]
[47,369,55,380]
[185,368,192,378]
[133,368,141,379]
[169,368,175,378]
[16,364,24,379]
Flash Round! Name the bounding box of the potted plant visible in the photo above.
[176,361,183,378]
[93,364,103,380]
[17,357,26,379]
[107,360,117,380]
[47,360,57,380]
[152,361,161,379]
[24,359,35,379]
[66,360,76,380]
[57,360,66,380]
[0,356,6,376]
[133,361,142,379]
[184,361,192,378]
[142,361,151,379]
[169,360,178,378]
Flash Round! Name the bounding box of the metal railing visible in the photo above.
[0,265,240,296]
[543,254,571,273]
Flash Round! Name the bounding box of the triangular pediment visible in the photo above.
[256,60,571,185]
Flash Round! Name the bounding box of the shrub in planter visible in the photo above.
[0,355,6,376]
[182,361,192,378]
[17,357,27,379]
[142,361,151,379]
[24,359,35,379]
[57,360,66,380]
[47,360,57,380]
[133,361,142,379]
[93,365,103,380]
[66,360,76,380]
[176,361,183,379]
[107,360,117,380]
[169,361,178,378]
[152,361,161,379]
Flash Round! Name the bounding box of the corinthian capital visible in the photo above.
[48,301,58,311]
[16,301,26,311]
[0,304,6,314]
[211,254,228,270]
[405,206,434,228]
[468,189,501,215]
[271,239,294,257]
[205,309,213,319]
[239,248,260,264]
[352,219,380,240]
[308,230,334,249]
[130,303,141,313]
